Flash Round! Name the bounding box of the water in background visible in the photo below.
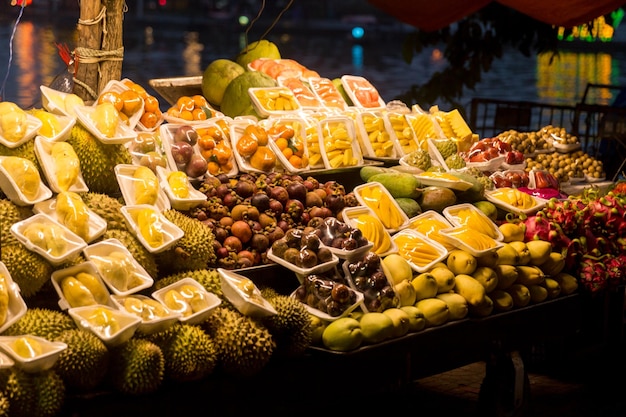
[1,12,626,114]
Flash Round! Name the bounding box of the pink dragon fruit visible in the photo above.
[524,212,571,253]
[581,192,626,240]
[577,254,609,295]
[541,197,585,236]
[604,254,626,290]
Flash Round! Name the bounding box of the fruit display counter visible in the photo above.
[0,39,625,417]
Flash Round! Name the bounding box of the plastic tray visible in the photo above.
[120,204,184,253]
[114,164,171,211]
[33,196,107,243]
[0,113,42,149]
[0,262,28,335]
[353,182,410,233]
[0,335,67,373]
[68,305,142,347]
[152,277,222,325]
[74,104,138,145]
[0,156,53,206]
[218,268,277,318]
[33,136,89,193]
[391,228,448,273]
[341,75,386,110]
[110,294,181,335]
[156,165,207,211]
[443,203,503,241]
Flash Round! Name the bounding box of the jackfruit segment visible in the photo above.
[0,101,29,142]
[11,336,43,358]
[85,307,120,337]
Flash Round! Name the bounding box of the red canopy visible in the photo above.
[368,0,626,32]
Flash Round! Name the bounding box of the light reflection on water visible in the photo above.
[1,16,626,112]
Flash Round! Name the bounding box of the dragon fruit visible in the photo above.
[541,197,585,236]
[604,254,626,290]
[523,212,571,253]
[580,192,626,240]
[577,254,609,295]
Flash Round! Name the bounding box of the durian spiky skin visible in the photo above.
[52,329,110,392]
[0,198,32,246]
[202,307,275,377]
[0,139,40,172]
[146,323,217,383]
[0,391,9,417]
[0,245,54,298]
[2,308,76,340]
[30,369,66,417]
[155,209,217,274]
[0,368,34,417]
[109,338,164,395]
[79,192,127,231]
[260,291,312,358]
[66,124,131,195]
[102,228,158,279]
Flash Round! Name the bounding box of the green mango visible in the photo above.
[367,172,422,199]
[395,197,422,218]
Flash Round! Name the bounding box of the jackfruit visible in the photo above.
[0,101,28,143]
[79,192,128,231]
[147,323,217,382]
[201,306,275,377]
[0,275,8,327]
[55,191,90,241]
[0,368,65,417]
[109,338,164,395]
[261,290,312,358]
[102,228,158,279]
[0,244,54,298]
[66,124,132,195]
[132,165,159,205]
[50,141,80,192]
[156,209,217,274]
[2,308,75,340]
[1,156,41,200]
[52,328,110,391]
[22,221,68,258]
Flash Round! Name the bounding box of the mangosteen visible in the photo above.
[369,271,388,291]
[326,300,343,317]
[341,237,358,251]
[283,247,300,265]
[250,192,270,212]
[235,180,256,198]
[286,181,308,203]
[269,185,289,205]
[270,237,289,258]
[284,228,303,248]
[331,283,352,303]
[324,194,346,215]
[353,275,368,291]
[294,285,307,302]
[301,233,321,252]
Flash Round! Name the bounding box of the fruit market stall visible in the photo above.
[1,7,626,417]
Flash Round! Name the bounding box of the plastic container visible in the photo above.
[266,247,339,277]
[218,268,277,318]
[0,155,53,206]
[342,256,401,313]
[248,86,303,117]
[311,216,374,261]
[277,76,323,109]
[229,119,280,174]
[120,204,184,253]
[443,203,503,241]
[50,261,114,311]
[290,272,363,321]
[10,213,87,265]
[341,206,398,257]
[0,113,42,149]
[40,85,84,117]
[485,188,548,215]
[407,210,456,252]
[260,116,311,173]
[110,294,181,335]
[114,164,171,211]
[33,136,89,193]
[464,155,505,172]
[68,305,142,347]
[390,228,448,273]
[354,110,402,160]
[353,182,409,233]
[0,262,28,335]
[439,226,503,257]
[308,77,348,111]
[384,111,421,156]
[156,165,207,211]
[0,335,67,373]
[74,104,138,145]
[151,277,221,325]
[33,196,107,243]
[341,75,386,109]
[83,238,154,296]
[33,113,76,142]
[415,171,474,191]
[0,352,13,370]
[317,116,364,169]
[95,79,145,130]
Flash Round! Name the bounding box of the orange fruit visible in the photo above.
[144,95,160,113]
[192,107,208,120]
[192,95,209,108]
[98,91,123,112]
[129,82,148,99]
[288,154,302,169]
[140,111,158,129]
[282,147,293,160]
[179,110,194,121]
[207,161,220,175]
[120,89,143,116]
[198,135,216,150]
[206,125,224,141]
[214,143,232,165]
[275,137,288,151]
[176,96,195,112]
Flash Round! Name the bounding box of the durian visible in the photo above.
[108,338,164,395]
[52,329,110,391]
[29,369,65,417]
[0,198,32,246]
[260,291,312,358]
[66,124,131,195]
[202,307,275,377]
[0,244,54,298]
[92,102,119,138]
[22,221,68,257]
[0,138,41,171]
[29,108,61,139]
[135,207,164,248]
[155,269,223,301]
[55,191,90,241]
[50,141,80,191]
[102,228,158,279]
[90,251,142,293]
[2,308,76,340]
[0,101,28,143]
[0,367,65,417]
[1,156,41,200]
[156,209,217,274]
[11,336,43,359]
[146,323,217,382]
[79,192,127,231]
[60,276,98,308]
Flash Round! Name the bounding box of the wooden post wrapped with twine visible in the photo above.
[73,0,125,102]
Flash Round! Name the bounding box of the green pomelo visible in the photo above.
[236,40,281,69]
[220,71,276,118]
[201,59,245,107]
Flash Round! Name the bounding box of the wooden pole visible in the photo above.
[73,0,124,102]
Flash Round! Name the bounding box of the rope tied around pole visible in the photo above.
[78,5,108,46]
[73,46,124,100]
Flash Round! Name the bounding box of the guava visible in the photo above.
[201,59,245,107]
[220,71,276,118]
[236,39,281,69]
